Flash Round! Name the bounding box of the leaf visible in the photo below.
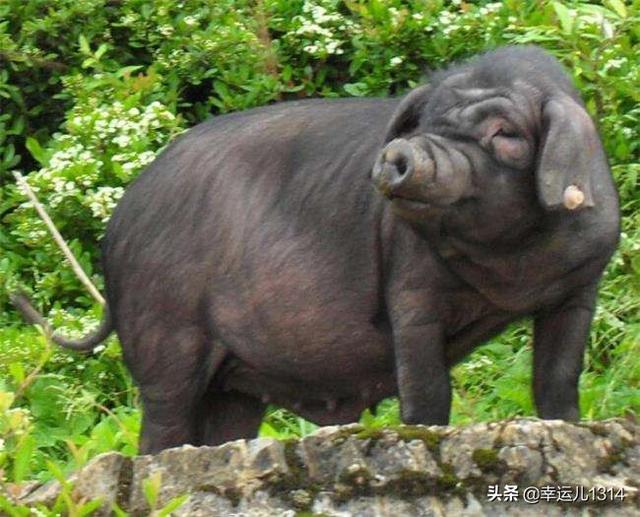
[25,137,48,166]
[258,421,281,438]
[631,254,640,278]
[343,82,368,96]
[0,495,31,517]
[2,143,14,166]
[8,363,25,385]
[0,390,15,412]
[115,65,144,78]
[213,80,231,101]
[78,497,104,516]
[79,34,91,55]
[552,1,573,34]
[95,44,109,61]
[9,115,25,136]
[12,435,36,482]
[111,503,128,517]
[156,494,189,517]
[143,471,163,509]
[605,0,627,18]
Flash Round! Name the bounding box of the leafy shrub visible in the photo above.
[4,84,182,311]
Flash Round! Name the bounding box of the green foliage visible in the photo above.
[0,325,138,484]
[4,92,182,311]
[0,1,638,504]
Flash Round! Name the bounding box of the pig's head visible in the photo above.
[372,46,609,243]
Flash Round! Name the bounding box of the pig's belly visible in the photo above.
[216,304,395,384]
[210,259,391,381]
[213,303,397,425]
[219,349,397,425]
[215,309,512,426]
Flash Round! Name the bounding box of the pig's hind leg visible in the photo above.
[197,389,267,446]
[127,326,227,454]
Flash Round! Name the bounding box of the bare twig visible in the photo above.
[254,0,281,97]
[12,171,106,306]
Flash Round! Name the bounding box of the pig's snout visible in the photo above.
[372,139,433,199]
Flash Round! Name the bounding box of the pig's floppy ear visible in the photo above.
[536,95,603,210]
[383,85,432,144]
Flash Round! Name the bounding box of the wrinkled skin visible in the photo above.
[98,46,619,454]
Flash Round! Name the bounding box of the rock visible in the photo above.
[497,445,544,485]
[15,452,129,516]
[7,418,640,516]
[128,438,289,514]
[440,421,503,480]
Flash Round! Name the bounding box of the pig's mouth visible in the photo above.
[388,193,428,207]
[388,194,446,220]
[387,191,450,211]
[385,191,424,203]
[372,136,471,212]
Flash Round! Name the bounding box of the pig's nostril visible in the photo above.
[393,155,408,177]
[385,148,409,178]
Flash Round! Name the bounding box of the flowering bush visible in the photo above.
[3,77,183,310]
[28,100,178,218]
[289,0,355,58]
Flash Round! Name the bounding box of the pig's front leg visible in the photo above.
[389,288,451,425]
[533,284,598,420]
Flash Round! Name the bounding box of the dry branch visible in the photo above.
[12,171,106,306]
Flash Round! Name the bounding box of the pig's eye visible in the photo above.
[490,127,531,168]
[478,118,531,169]
[494,127,519,138]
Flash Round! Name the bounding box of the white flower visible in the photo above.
[113,134,131,148]
[85,186,125,221]
[604,57,626,70]
[183,15,198,26]
[390,56,403,66]
[325,39,342,54]
[120,13,138,26]
[388,7,401,25]
[139,151,156,165]
[122,162,138,173]
[159,25,175,37]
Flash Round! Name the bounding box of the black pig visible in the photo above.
[13,46,619,454]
